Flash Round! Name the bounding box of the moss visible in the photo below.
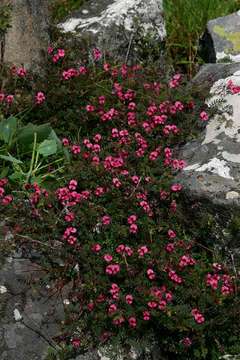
[50,0,89,23]
[0,4,12,36]
[213,24,240,53]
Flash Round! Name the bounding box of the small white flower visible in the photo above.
[14,309,22,321]
[74,263,79,272]
[0,285,7,294]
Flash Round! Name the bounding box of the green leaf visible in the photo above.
[0,116,17,144]
[9,172,25,183]
[0,154,23,164]
[17,123,52,149]
[0,166,9,178]
[38,139,57,157]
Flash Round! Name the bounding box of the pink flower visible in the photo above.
[92,243,102,252]
[182,337,192,347]
[200,111,209,121]
[6,95,14,104]
[158,300,167,310]
[110,283,120,300]
[165,243,175,253]
[93,48,102,61]
[71,338,81,348]
[128,102,136,111]
[221,285,232,295]
[87,302,95,311]
[62,138,69,146]
[35,91,45,105]
[165,291,173,302]
[98,96,105,105]
[63,226,77,239]
[0,187,5,197]
[168,270,182,284]
[138,246,149,257]
[116,244,125,254]
[52,54,59,63]
[127,215,137,224]
[0,93,5,102]
[128,316,137,328]
[64,212,75,222]
[95,187,105,196]
[191,308,205,324]
[1,195,13,205]
[102,215,111,225]
[168,229,176,239]
[68,179,78,190]
[147,268,156,280]
[147,301,158,309]
[58,48,65,58]
[131,175,140,185]
[175,101,184,111]
[149,150,159,161]
[125,246,133,256]
[47,46,54,54]
[103,63,111,72]
[179,255,196,268]
[170,200,177,212]
[79,66,87,74]
[106,264,120,276]
[143,311,150,321]
[129,223,138,233]
[108,304,117,314]
[92,156,100,166]
[125,294,133,304]
[86,104,95,112]
[103,254,113,262]
[171,183,182,192]
[94,133,102,142]
[71,145,81,154]
[67,235,77,245]
[16,67,27,77]
[112,177,122,188]
[112,316,125,326]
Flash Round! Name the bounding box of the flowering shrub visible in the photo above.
[0,48,239,359]
[0,44,209,140]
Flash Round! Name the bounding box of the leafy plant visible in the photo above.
[0,3,12,37]
[49,0,89,23]
[0,116,68,185]
[0,49,239,359]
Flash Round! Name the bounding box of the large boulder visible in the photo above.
[59,0,166,61]
[2,0,49,69]
[177,63,240,263]
[201,11,240,63]
[179,63,240,208]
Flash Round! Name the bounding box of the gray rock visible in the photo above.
[201,11,240,63]
[2,0,49,69]
[0,253,64,360]
[190,63,240,95]
[179,64,240,208]
[59,0,166,62]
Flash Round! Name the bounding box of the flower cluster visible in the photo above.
[0,178,13,205]
[0,47,239,359]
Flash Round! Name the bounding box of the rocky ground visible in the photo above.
[0,249,64,360]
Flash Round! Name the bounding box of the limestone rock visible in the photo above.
[178,64,240,208]
[2,0,49,69]
[201,11,240,63]
[59,0,166,61]
[0,254,64,360]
